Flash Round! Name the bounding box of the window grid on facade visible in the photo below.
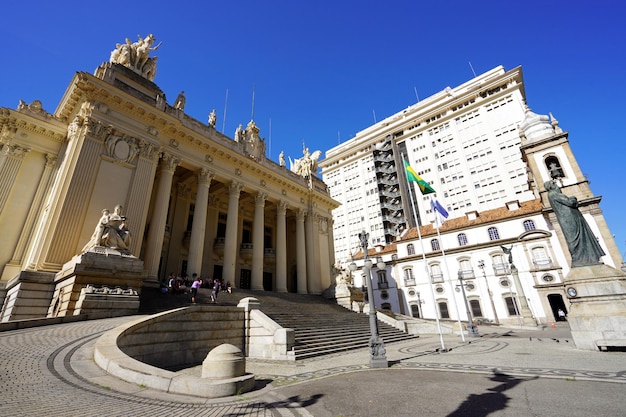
[523,220,536,231]
[407,244,415,255]
[488,227,500,240]
[431,239,440,251]
[458,233,468,246]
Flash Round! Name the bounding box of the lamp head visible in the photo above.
[376,257,386,270]
[364,259,373,269]
[349,262,357,272]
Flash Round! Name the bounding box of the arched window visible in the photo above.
[523,220,536,231]
[545,155,564,180]
[488,227,500,241]
[407,243,415,255]
[430,263,443,283]
[377,270,388,289]
[431,239,440,251]
[492,254,509,275]
[532,246,552,268]
[404,268,415,285]
[458,259,473,278]
[458,233,468,246]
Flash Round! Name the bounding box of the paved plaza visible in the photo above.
[1,316,625,416]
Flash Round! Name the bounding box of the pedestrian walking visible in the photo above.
[191,274,201,304]
[211,279,220,303]
[167,273,175,294]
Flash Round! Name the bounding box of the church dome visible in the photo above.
[518,105,554,142]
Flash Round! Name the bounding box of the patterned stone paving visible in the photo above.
[1,318,625,417]
[0,318,279,417]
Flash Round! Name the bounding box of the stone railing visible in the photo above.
[238,297,295,361]
[94,305,254,398]
[94,298,295,398]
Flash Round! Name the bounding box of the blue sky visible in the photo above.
[1,1,624,257]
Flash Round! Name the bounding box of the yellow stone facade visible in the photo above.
[0,56,338,321]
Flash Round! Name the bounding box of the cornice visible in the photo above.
[0,109,67,149]
[49,69,339,211]
[321,66,525,168]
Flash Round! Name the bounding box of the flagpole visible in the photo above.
[431,196,466,342]
[402,155,446,351]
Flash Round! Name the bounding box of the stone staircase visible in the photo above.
[215,289,420,360]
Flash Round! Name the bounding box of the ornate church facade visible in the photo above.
[0,35,338,321]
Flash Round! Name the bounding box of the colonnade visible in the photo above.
[141,155,331,294]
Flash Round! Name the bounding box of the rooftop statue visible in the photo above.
[109,34,161,81]
[173,91,186,110]
[208,109,217,128]
[290,145,322,178]
[545,180,605,267]
[279,150,285,167]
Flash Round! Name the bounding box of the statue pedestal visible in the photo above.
[48,248,146,317]
[564,263,626,351]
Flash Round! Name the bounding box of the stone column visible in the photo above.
[43,118,108,267]
[223,181,243,286]
[0,143,30,213]
[296,208,307,294]
[187,169,214,277]
[275,201,288,293]
[511,265,538,326]
[125,142,160,256]
[144,153,180,279]
[306,211,322,294]
[11,155,56,273]
[251,192,267,290]
[318,216,332,290]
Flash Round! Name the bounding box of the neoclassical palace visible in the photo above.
[0,35,338,321]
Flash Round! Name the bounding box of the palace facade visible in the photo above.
[0,35,338,321]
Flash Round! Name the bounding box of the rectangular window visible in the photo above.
[505,297,519,316]
[438,302,450,319]
[470,300,483,317]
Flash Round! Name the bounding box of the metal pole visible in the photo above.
[458,271,479,337]
[478,260,499,325]
[358,231,388,368]
[507,273,522,327]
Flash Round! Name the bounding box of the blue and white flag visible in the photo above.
[431,198,449,227]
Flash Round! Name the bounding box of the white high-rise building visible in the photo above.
[320,66,536,263]
[321,65,623,331]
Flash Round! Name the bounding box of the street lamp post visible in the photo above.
[416,291,425,318]
[349,230,388,368]
[457,271,479,337]
[478,260,499,325]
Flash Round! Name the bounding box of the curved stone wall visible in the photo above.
[94,305,251,397]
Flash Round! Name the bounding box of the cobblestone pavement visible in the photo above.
[1,317,626,417]
[0,317,280,417]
